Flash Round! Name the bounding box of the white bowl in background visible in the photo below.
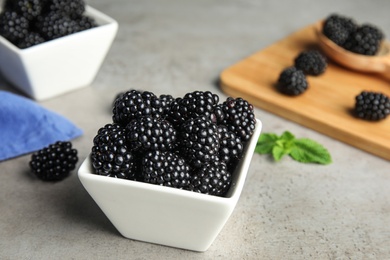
[0,6,118,101]
[78,119,262,252]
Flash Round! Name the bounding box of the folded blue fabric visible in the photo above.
[0,91,83,161]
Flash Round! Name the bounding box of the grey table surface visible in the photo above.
[1,0,389,259]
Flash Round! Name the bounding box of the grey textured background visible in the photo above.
[0,0,389,259]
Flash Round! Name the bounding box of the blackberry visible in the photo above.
[36,12,83,40]
[3,0,45,21]
[76,15,97,31]
[17,31,45,49]
[126,116,177,152]
[0,11,29,45]
[189,159,231,197]
[323,14,357,46]
[354,91,390,121]
[29,141,78,181]
[277,67,308,96]
[220,97,256,142]
[217,125,244,164]
[43,0,85,19]
[141,150,191,189]
[167,91,219,127]
[294,50,327,76]
[113,90,164,127]
[343,24,384,55]
[179,115,220,168]
[159,94,175,115]
[91,124,136,179]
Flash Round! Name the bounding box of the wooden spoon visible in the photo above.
[315,21,390,80]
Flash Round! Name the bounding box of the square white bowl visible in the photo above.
[78,119,262,252]
[0,6,118,101]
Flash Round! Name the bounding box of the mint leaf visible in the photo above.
[280,131,295,142]
[255,133,279,154]
[272,145,288,161]
[290,138,332,165]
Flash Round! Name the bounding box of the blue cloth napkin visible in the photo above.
[0,91,83,161]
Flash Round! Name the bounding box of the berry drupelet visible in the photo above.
[29,141,78,181]
[91,124,136,179]
[141,150,191,189]
[354,91,390,121]
[277,67,308,96]
[294,50,327,76]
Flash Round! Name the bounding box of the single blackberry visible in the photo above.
[217,125,244,164]
[3,0,45,21]
[159,94,175,115]
[17,31,45,49]
[91,124,136,179]
[0,11,30,45]
[141,150,191,189]
[354,91,390,121]
[323,14,357,46]
[113,90,164,127]
[178,115,220,168]
[343,24,384,55]
[36,12,82,40]
[43,0,85,19]
[277,67,308,96]
[126,116,177,152]
[167,91,219,127]
[189,159,231,197]
[220,97,256,142]
[294,50,327,76]
[29,141,78,181]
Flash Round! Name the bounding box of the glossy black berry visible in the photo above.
[167,91,219,127]
[277,67,308,96]
[29,141,78,181]
[3,0,45,21]
[189,159,231,197]
[220,97,256,142]
[343,24,384,55]
[179,116,220,168]
[91,124,135,179]
[142,150,191,189]
[354,91,390,121]
[0,11,29,45]
[323,14,357,46]
[217,125,244,164]
[126,116,177,152]
[17,31,45,49]
[294,50,327,76]
[43,0,85,19]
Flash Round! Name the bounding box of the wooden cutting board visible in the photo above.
[220,22,390,161]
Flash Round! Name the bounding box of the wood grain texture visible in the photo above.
[220,23,390,161]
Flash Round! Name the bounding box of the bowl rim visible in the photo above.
[78,119,262,202]
[0,5,118,54]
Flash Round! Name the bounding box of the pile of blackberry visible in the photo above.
[323,14,385,56]
[91,89,257,197]
[354,91,390,121]
[0,0,96,49]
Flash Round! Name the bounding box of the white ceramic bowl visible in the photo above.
[78,119,262,252]
[0,6,118,101]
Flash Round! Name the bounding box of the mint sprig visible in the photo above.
[255,131,332,164]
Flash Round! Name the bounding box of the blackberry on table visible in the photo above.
[189,159,231,197]
[354,91,390,121]
[29,141,78,181]
[126,116,177,152]
[179,115,220,168]
[141,150,191,189]
[167,91,219,127]
[294,50,327,76]
[277,67,308,96]
[0,11,30,45]
[91,124,136,179]
[323,14,357,46]
[220,97,256,142]
[343,24,384,55]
